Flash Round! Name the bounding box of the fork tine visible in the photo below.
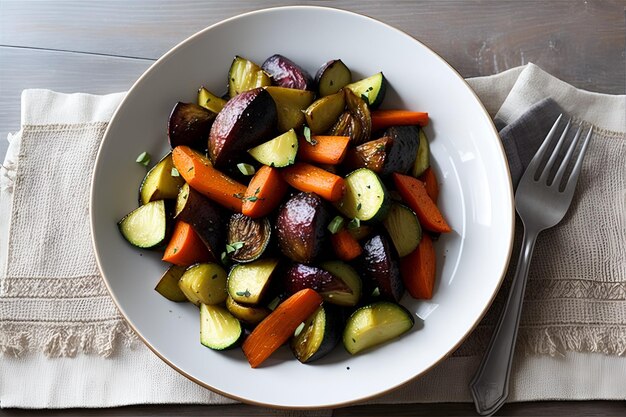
[524,114,563,180]
[562,126,593,195]
[538,118,571,183]
[552,122,583,187]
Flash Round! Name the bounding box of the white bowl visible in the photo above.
[91,6,514,408]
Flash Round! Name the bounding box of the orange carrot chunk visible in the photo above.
[242,288,323,368]
[400,234,436,299]
[371,110,429,132]
[281,162,346,202]
[331,228,363,261]
[171,145,246,212]
[162,220,213,266]
[242,165,288,218]
[418,166,439,203]
[297,135,350,165]
[392,172,451,233]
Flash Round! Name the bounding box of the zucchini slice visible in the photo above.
[155,265,187,302]
[178,262,227,306]
[227,213,272,263]
[118,200,169,249]
[226,295,270,325]
[247,129,298,168]
[227,258,279,305]
[139,152,184,205]
[304,91,346,134]
[343,301,414,354]
[319,261,362,307]
[316,59,352,97]
[383,203,422,257]
[411,128,430,177]
[198,86,227,114]
[290,304,342,363]
[345,72,387,108]
[200,303,243,350]
[265,86,314,132]
[336,168,390,222]
[228,56,272,98]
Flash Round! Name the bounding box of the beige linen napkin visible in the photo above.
[1,63,625,408]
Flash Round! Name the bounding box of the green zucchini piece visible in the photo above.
[290,304,342,363]
[345,72,387,108]
[383,203,422,257]
[319,261,362,307]
[139,153,184,205]
[200,303,243,350]
[226,295,270,325]
[228,56,272,98]
[316,59,352,97]
[411,128,430,177]
[178,263,227,306]
[343,301,414,354]
[265,86,314,132]
[247,129,298,168]
[198,86,227,114]
[118,200,169,249]
[304,91,346,134]
[335,168,390,222]
[155,265,187,302]
[227,258,279,305]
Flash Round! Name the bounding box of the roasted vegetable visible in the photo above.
[382,125,420,175]
[200,303,243,350]
[315,59,352,97]
[168,102,216,150]
[329,88,371,145]
[262,54,314,91]
[345,72,387,108]
[276,192,331,264]
[174,183,226,261]
[198,86,227,114]
[265,86,314,132]
[228,56,272,97]
[226,295,271,325]
[154,265,187,302]
[304,91,346,134]
[383,203,422,258]
[343,301,413,354]
[226,213,271,263]
[361,234,404,302]
[248,128,298,168]
[118,200,171,249]
[283,263,353,305]
[335,168,390,222]
[343,136,392,174]
[290,304,343,363]
[208,87,277,168]
[139,152,185,205]
[178,262,228,306]
[319,260,362,307]
[227,258,279,305]
[411,128,430,177]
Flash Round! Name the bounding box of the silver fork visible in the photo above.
[469,115,593,416]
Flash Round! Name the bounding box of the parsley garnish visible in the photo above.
[303,125,317,145]
[235,289,251,297]
[226,241,244,254]
[356,202,362,211]
[171,167,180,177]
[237,162,255,176]
[233,192,244,199]
[135,151,151,167]
[347,218,361,229]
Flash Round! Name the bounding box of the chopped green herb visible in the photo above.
[235,289,251,297]
[356,202,362,211]
[303,125,317,145]
[267,297,281,311]
[244,196,260,202]
[237,162,256,176]
[135,151,151,167]
[255,187,261,195]
[327,215,345,234]
[220,251,229,265]
[187,166,194,172]
[171,167,180,177]
[371,287,381,297]
[376,144,386,152]
[294,322,305,337]
[226,241,245,254]
[347,218,361,229]
[172,247,178,254]
[233,192,244,199]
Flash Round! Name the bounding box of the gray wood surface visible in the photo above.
[1,0,625,415]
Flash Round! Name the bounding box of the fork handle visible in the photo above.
[469,227,540,416]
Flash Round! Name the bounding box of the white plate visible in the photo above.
[91,6,514,408]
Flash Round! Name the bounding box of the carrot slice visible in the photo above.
[297,135,350,165]
[242,288,323,368]
[281,162,345,202]
[392,172,451,233]
[400,234,436,299]
[371,110,429,131]
[418,166,439,203]
[171,145,246,212]
[162,220,213,266]
[242,165,288,218]
[330,228,363,261]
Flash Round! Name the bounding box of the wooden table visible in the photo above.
[1,1,624,415]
